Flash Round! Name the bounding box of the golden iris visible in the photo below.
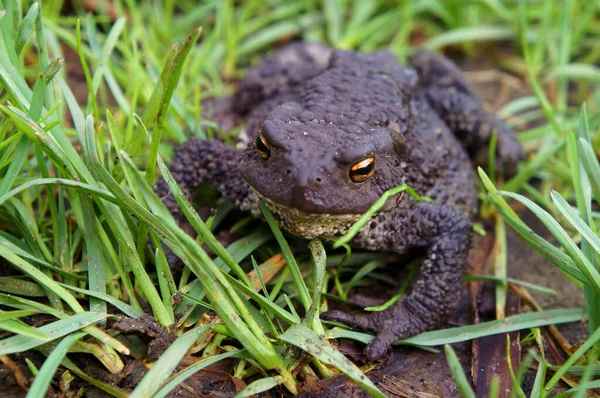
[255,130,271,160]
[350,157,375,182]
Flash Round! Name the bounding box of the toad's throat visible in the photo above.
[254,191,363,240]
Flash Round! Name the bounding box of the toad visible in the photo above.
[155,43,522,360]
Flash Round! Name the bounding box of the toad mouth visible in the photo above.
[252,190,363,240]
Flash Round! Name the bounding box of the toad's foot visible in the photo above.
[323,302,426,360]
[322,201,472,360]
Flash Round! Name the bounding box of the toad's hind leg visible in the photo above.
[154,139,258,223]
[202,43,331,132]
[410,50,523,175]
[232,43,332,137]
[322,201,471,360]
[232,42,332,115]
[205,43,333,138]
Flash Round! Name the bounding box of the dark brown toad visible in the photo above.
[155,43,522,360]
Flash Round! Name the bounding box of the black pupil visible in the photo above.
[353,162,373,176]
[256,135,269,155]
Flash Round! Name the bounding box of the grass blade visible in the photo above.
[0,312,108,355]
[60,284,144,319]
[328,308,584,346]
[260,201,312,312]
[333,184,431,248]
[131,325,212,398]
[579,138,600,203]
[280,323,386,398]
[445,344,475,398]
[543,326,600,396]
[0,247,83,312]
[499,191,600,294]
[235,376,284,397]
[551,191,600,254]
[0,318,49,340]
[425,26,513,50]
[26,332,86,398]
[155,350,244,398]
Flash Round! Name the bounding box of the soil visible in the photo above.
[111,315,177,361]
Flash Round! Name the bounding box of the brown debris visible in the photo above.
[81,0,119,20]
[111,315,176,361]
[469,225,522,397]
[0,355,29,392]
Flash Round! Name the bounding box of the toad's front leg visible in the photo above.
[322,201,472,360]
[155,138,259,222]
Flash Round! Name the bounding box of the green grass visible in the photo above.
[0,0,599,396]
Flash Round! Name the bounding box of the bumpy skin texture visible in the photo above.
[155,43,522,360]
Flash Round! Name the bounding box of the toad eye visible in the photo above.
[255,130,271,160]
[350,157,375,183]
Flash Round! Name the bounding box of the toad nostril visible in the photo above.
[286,169,291,175]
[316,177,322,183]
